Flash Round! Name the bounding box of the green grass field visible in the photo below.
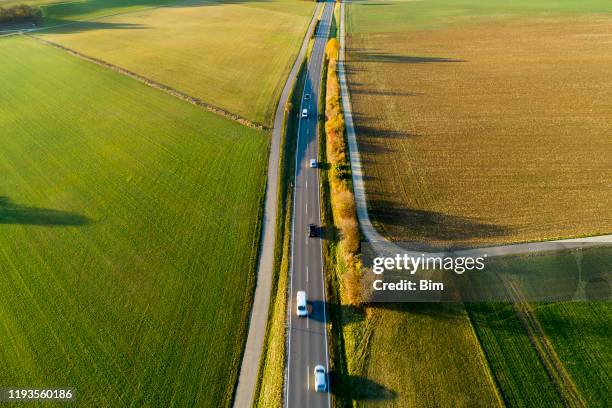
[535,302,612,407]
[32,0,315,126]
[345,304,502,407]
[465,248,612,407]
[347,0,612,248]
[467,302,565,407]
[348,0,612,33]
[0,36,268,406]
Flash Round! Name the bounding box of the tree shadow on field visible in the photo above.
[353,50,466,65]
[29,0,270,35]
[367,302,544,339]
[308,300,365,326]
[356,123,422,141]
[35,19,146,34]
[352,88,424,97]
[369,301,467,319]
[0,196,91,227]
[42,0,257,21]
[358,2,393,6]
[369,199,511,251]
[331,371,397,403]
[346,112,422,165]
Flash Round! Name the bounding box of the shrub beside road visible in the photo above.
[324,38,361,306]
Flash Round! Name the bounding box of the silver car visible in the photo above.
[314,365,327,392]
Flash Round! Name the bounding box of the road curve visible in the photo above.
[233,4,323,407]
[286,2,335,408]
[338,0,611,260]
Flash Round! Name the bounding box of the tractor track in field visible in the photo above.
[505,280,586,408]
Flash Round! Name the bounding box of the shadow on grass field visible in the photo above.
[309,300,365,326]
[39,0,269,23]
[0,196,91,226]
[331,371,397,403]
[42,0,179,20]
[0,0,280,35]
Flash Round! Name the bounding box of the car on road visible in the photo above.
[314,365,327,392]
[304,93,311,100]
[296,290,308,317]
[308,223,317,238]
[309,159,317,168]
[301,108,308,118]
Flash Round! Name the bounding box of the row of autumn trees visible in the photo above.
[324,38,362,306]
[0,4,41,24]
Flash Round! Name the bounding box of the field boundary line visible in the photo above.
[233,3,323,407]
[29,35,267,130]
[463,306,507,407]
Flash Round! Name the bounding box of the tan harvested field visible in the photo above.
[348,16,612,249]
[39,0,314,126]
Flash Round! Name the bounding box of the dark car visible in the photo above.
[308,223,318,238]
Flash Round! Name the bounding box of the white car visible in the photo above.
[309,159,317,168]
[314,365,327,392]
[301,108,308,118]
[296,290,308,317]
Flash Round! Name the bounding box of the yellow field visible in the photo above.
[348,16,612,248]
[348,305,502,407]
[39,0,315,126]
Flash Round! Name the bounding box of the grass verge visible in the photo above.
[253,52,310,407]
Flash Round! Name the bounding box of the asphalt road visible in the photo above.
[233,4,322,407]
[286,2,335,407]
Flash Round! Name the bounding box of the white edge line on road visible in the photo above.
[236,2,322,406]
[287,4,334,407]
[287,19,320,406]
[315,5,333,406]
